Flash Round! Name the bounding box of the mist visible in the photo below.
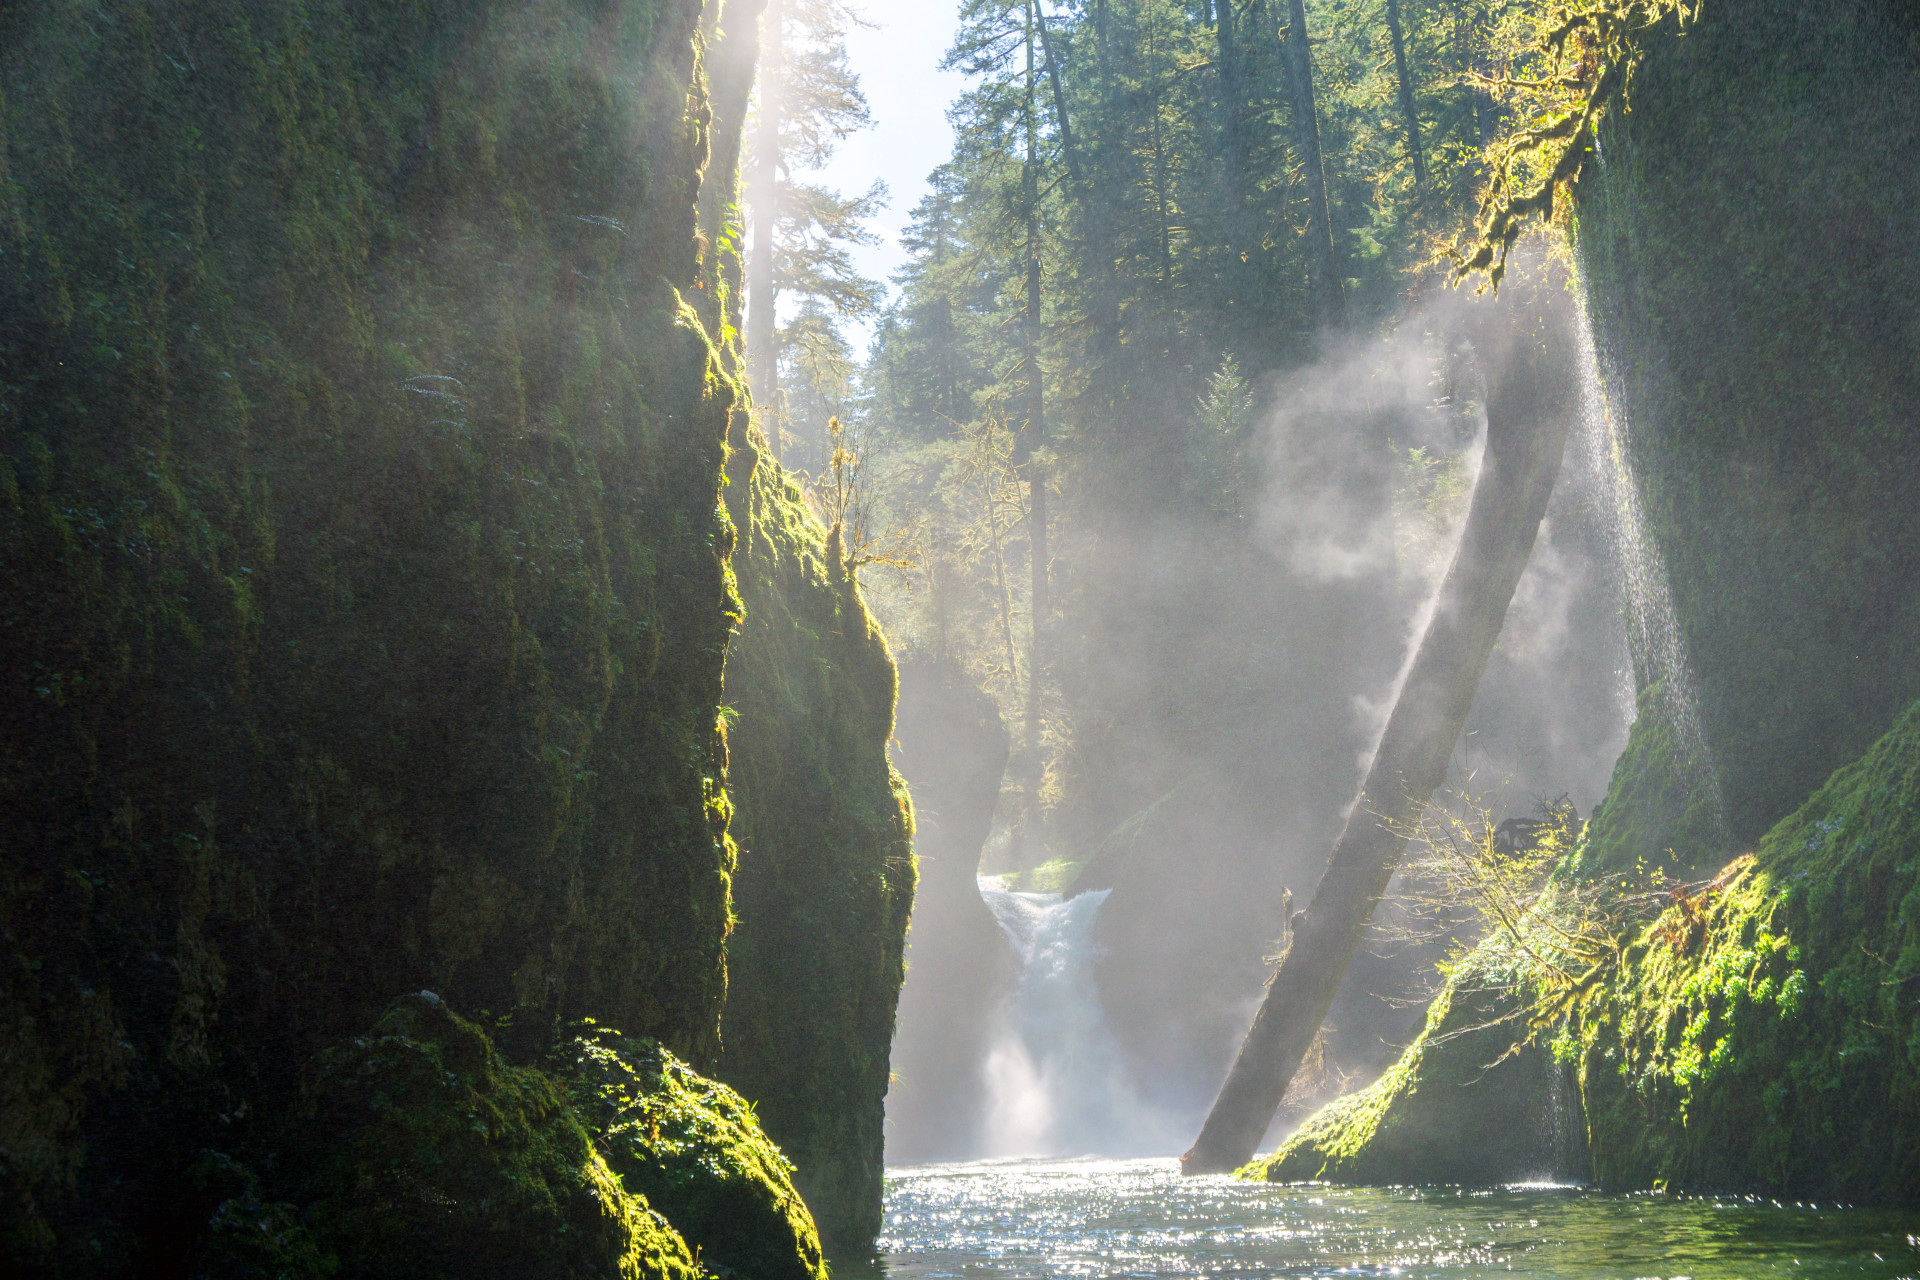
[883,276,1634,1164]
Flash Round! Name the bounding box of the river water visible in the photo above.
[873,1158,1920,1279]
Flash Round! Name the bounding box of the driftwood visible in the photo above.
[1181,267,1578,1174]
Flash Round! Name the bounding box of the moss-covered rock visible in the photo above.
[200,996,839,1280]
[1244,942,1575,1186]
[1574,698,1920,1202]
[717,422,915,1254]
[225,994,699,1280]
[561,1024,826,1280]
[1250,699,1920,1201]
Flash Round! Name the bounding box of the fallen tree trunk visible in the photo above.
[1181,267,1578,1174]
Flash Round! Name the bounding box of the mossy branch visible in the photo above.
[1453,0,1699,291]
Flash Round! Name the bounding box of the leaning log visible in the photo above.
[1181,266,1578,1174]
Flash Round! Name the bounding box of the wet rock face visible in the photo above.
[1578,0,1920,846]
[885,656,1013,1164]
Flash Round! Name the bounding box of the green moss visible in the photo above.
[1001,858,1085,894]
[1243,943,1569,1186]
[1574,0,1920,845]
[1572,682,1732,879]
[717,421,915,1255]
[1575,697,1920,1202]
[244,994,698,1280]
[191,1000,835,1280]
[561,1024,826,1280]
[1251,698,1920,1202]
[0,0,742,1263]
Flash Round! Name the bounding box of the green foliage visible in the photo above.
[1453,0,1699,289]
[1000,857,1085,894]
[1391,445,1471,560]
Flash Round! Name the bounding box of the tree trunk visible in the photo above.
[1036,4,1083,188]
[1215,0,1253,254]
[1281,0,1343,330]
[1180,271,1577,1175]
[1021,0,1049,859]
[1384,0,1426,191]
[747,0,783,455]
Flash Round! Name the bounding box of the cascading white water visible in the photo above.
[975,878,1176,1157]
[1571,295,1731,841]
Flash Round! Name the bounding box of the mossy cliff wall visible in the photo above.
[0,0,912,1267]
[1576,0,1920,855]
[1248,944,1576,1186]
[718,425,915,1253]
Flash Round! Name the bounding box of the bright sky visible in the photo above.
[808,0,967,352]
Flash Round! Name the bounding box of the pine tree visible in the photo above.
[943,0,1061,857]
[857,0,1519,866]
[746,0,886,459]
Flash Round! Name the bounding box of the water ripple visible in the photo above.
[870,1157,1920,1279]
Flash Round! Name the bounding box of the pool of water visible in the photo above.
[872,1158,1920,1279]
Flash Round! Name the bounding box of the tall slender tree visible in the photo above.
[944,0,1058,856]
[746,0,884,459]
[1020,0,1049,852]
[1213,0,1253,251]
[1384,0,1427,190]
[1281,0,1344,328]
[747,0,784,426]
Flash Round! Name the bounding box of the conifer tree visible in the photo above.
[859,0,1519,871]
[944,0,1059,855]
[1281,0,1344,328]
[746,0,886,459]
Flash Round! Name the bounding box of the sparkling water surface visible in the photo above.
[871,1158,1920,1279]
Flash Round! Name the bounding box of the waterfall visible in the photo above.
[1540,1052,1585,1185]
[1571,295,1731,841]
[976,879,1175,1157]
